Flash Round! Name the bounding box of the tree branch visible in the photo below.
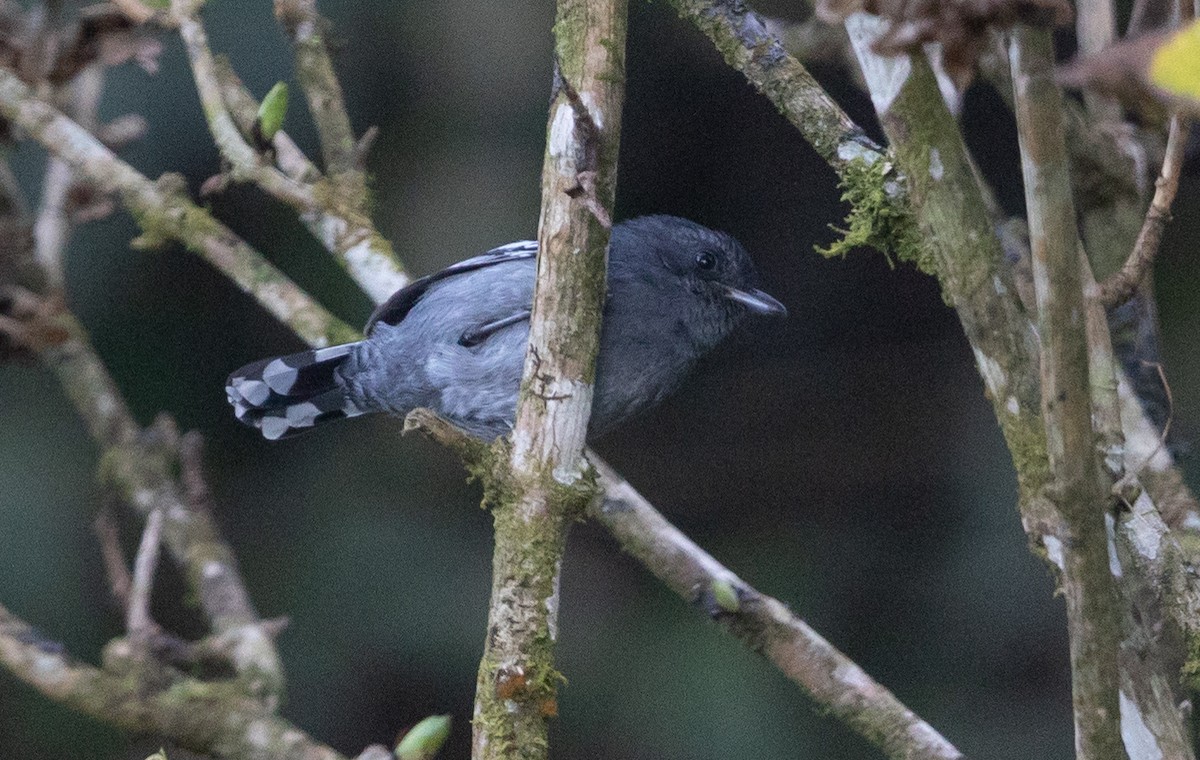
[470,3,627,757]
[842,14,1052,515]
[173,0,317,209]
[590,457,964,760]
[0,65,359,347]
[665,0,887,175]
[270,0,412,304]
[1074,0,1120,120]
[4,133,287,701]
[1,126,313,755]
[1010,25,1125,758]
[405,408,964,760]
[126,505,165,637]
[213,57,410,303]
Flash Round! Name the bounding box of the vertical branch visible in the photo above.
[34,67,103,290]
[1010,25,1125,760]
[472,2,627,758]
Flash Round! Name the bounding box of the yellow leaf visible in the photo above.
[1149,18,1200,102]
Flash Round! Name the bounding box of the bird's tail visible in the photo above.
[226,344,369,440]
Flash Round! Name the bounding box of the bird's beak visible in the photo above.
[724,286,788,318]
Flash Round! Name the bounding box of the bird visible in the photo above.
[226,215,786,441]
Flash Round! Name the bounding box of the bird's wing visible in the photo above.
[365,240,538,334]
[458,310,533,347]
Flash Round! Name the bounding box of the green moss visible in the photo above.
[1006,420,1052,498]
[1182,630,1200,690]
[816,157,928,273]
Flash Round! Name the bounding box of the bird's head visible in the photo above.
[609,215,786,351]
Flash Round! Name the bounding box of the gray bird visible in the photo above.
[226,215,786,440]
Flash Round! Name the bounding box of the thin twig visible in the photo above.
[33,66,103,290]
[271,0,410,304]
[1129,361,1175,477]
[213,58,320,183]
[1099,116,1191,308]
[172,0,317,210]
[210,56,411,304]
[1074,0,1120,120]
[101,415,286,700]
[274,0,358,175]
[126,507,164,637]
[93,506,133,609]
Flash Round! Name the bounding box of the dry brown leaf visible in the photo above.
[818,0,1072,85]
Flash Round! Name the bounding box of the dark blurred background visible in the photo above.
[2,1,1198,758]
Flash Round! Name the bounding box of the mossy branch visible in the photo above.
[402,408,964,760]
[470,2,627,758]
[815,155,926,271]
[0,133,318,755]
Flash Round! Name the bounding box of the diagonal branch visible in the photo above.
[590,457,964,760]
[1099,116,1191,309]
[405,409,964,760]
[0,65,358,348]
[841,13,1049,507]
[665,0,885,174]
[173,0,316,209]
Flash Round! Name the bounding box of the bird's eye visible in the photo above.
[696,252,717,271]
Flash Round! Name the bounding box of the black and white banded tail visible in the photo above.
[226,344,367,440]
